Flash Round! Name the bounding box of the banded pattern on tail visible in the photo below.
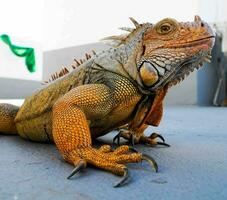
[0,103,19,134]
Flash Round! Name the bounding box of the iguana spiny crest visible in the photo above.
[44,16,215,94]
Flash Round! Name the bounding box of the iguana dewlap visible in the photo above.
[0,16,215,187]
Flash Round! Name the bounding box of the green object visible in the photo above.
[0,34,36,72]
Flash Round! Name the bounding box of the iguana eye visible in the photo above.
[157,23,172,34]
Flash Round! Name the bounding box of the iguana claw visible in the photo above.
[130,134,135,147]
[113,130,135,146]
[67,160,86,179]
[113,133,121,146]
[139,133,170,147]
[114,153,158,187]
[142,154,158,173]
[149,133,165,142]
[114,168,130,188]
[149,133,170,146]
[157,141,170,147]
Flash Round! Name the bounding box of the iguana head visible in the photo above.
[137,15,215,90]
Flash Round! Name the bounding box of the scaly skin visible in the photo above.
[0,16,215,186]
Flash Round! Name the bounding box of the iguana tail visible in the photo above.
[0,103,19,134]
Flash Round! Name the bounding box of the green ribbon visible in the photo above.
[0,34,36,72]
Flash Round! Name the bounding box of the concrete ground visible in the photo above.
[0,105,227,200]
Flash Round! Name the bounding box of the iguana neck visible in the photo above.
[92,24,155,96]
[117,23,152,64]
[111,23,154,95]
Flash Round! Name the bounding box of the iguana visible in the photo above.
[0,16,215,187]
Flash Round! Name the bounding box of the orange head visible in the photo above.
[137,16,215,90]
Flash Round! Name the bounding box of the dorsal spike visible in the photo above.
[85,53,91,60]
[92,50,97,55]
[64,67,69,73]
[74,59,80,66]
[42,66,71,85]
[42,81,48,85]
[58,71,63,77]
[119,27,134,32]
[129,17,140,27]
[101,35,124,41]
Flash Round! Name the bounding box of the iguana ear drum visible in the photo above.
[139,62,159,87]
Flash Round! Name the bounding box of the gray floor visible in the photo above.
[0,106,227,200]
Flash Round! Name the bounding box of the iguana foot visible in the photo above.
[65,145,158,187]
[113,130,170,147]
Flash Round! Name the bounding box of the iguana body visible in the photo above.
[0,16,214,187]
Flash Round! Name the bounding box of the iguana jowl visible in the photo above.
[0,16,215,187]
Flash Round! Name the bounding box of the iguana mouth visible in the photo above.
[167,36,215,48]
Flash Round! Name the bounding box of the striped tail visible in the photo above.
[0,103,19,134]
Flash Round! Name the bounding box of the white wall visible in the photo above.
[0,0,199,52]
[43,0,198,50]
[0,0,43,80]
[199,0,227,23]
[0,0,43,44]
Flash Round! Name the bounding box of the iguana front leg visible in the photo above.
[52,84,157,187]
[114,87,169,147]
[136,103,170,147]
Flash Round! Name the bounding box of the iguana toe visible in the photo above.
[113,130,132,146]
[140,133,170,147]
[114,168,130,188]
[67,160,86,179]
[142,154,158,173]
